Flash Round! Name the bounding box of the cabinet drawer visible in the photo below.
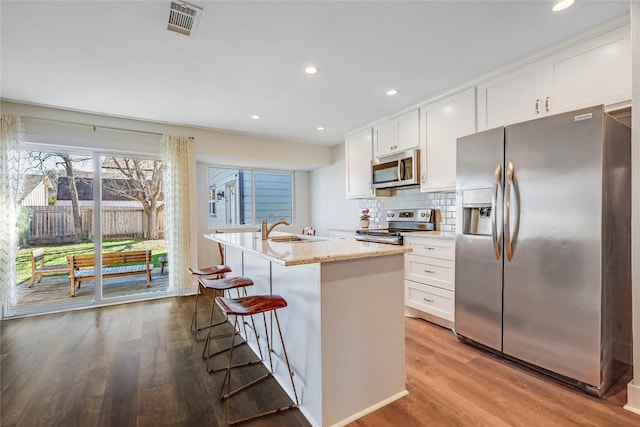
[404,254,454,291]
[403,237,454,260]
[405,280,454,322]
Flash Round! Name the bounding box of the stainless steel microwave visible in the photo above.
[371,149,420,189]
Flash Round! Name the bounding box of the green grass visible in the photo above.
[17,239,168,286]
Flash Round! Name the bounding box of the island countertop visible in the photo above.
[204,231,411,266]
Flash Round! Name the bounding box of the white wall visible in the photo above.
[625,0,640,416]
[309,143,360,237]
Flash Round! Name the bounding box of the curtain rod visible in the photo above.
[21,115,194,139]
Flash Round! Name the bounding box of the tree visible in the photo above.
[102,158,163,240]
[61,155,84,242]
[26,152,89,242]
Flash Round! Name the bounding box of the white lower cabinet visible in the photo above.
[404,235,455,328]
[405,281,454,322]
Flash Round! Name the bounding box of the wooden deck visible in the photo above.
[10,267,170,310]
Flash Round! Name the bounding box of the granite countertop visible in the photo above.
[205,231,411,266]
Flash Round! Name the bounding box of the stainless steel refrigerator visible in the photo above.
[455,105,632,396]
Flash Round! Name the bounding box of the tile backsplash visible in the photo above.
[359,187,457,232]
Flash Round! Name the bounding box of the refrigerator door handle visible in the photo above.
[492,163,502,260]
[505,161,520,262]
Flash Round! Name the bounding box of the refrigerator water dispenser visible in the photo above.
[462,188,493,236]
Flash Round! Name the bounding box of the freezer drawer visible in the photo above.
[404,254,454,291]
[405,280,454,322]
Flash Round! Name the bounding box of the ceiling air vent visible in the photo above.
[167,1,202,37]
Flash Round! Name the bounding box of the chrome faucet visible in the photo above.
[261,218,291,240]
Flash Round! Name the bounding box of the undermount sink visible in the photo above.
[269,235,326,243]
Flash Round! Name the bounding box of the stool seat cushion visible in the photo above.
[216,294,287,316]
[199,276,254,291]
[188,265,232,276]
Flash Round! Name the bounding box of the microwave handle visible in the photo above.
[398,159,405,180]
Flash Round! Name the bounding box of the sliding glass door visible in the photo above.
[99,154,169,301]
[7,146,171,316]
[10,147,97,312]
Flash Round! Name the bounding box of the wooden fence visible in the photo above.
[25,206,165,245]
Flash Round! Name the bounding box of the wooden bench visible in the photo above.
[67,250,153,297]
[29,248,70,287]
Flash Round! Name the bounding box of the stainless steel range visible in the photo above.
[355,208,435,245]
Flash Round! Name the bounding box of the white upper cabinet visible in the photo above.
[345,128,374,199]
[373,109,420,158]
[477,24,630,131]
[477,63,543,131]
[546,25,631,114]
[420,87,476,193]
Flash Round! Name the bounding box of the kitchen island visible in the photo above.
[204,231,411,427]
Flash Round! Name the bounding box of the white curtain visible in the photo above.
[161,134,194,291]
[0,116,22,306]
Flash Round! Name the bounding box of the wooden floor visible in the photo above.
[2,297,639,427]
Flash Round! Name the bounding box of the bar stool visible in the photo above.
[188,264,232,341]
[199,276,256,365]
[214,294,299,425]
[188,240,235,341]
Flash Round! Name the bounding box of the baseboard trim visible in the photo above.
[329,389,409,427]
[624,381,640,415]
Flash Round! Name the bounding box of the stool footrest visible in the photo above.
[227,403,299,426]
[208,358,262,374]
[203,340,246,360]
[221,372,271,400]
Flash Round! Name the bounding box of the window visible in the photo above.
[209,185,216,217]
[208,167,293,227]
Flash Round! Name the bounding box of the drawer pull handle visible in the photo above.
[423,298,435,303]
[424,247,435,250]
[424,270,436,274]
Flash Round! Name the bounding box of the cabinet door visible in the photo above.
[374,110,420,157]
[421,87,476,192]
[395,110,420,152]
[345,128,374,198]
[477,24,631,130]
[373,120,396,158]
[546,25,631,115]
[477,63,543,131]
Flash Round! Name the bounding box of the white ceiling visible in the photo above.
[0,1,631,147]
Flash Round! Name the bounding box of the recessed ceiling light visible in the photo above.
[305,66,319,75]
[552,0,574,12]
[251,115,260,120]
[386,88,398,96]
[317,126,325,131]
